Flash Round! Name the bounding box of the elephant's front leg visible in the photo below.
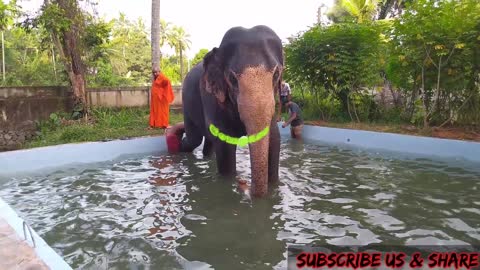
[268,119,280,183]
[202,138,214,158]
[215,142,237,176]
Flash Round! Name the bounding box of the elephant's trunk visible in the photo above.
[248,133,270,197]
[237,66,277,197]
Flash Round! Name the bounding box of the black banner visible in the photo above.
[287,245,480,270]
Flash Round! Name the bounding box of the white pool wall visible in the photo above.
[0,198,73,270]
[0,136,166,178]
[278,124,480,164]
[1,124,480,178]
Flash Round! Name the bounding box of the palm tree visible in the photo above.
[151,0,160,73]
[114,13,131,64]
[340,0,378,23]
[0,0,17,83]
[168,26,191,81]
[159,19,173,61]
[377,0,411,19]
[159,19,171,47]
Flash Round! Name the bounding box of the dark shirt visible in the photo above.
[288,102,303,127]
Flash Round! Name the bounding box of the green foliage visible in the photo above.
[339,0,379,23]
[388,0,480,126]
[3,2,192,88]
[1,27,68,86]
[4,0,478,131]
[327,0,356,24]
[191,48,209,67]
[285,22,386,121]
[86,15,151,87]
[36,3,71,34]
[286,0,480,127]
[49,113,61,126]
[0,0,18,30]
[168,26,191,55]
[161,56,182,84]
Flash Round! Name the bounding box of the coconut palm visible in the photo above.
[168,26,191,81]
[0,0,18,83]
[159,19,171,48]
[151,0,160,72]
[340,0,379,23]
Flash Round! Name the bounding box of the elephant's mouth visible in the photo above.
[209,123,270,147]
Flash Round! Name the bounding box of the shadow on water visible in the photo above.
[0,140,480,269]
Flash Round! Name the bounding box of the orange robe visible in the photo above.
[149,73,175,128]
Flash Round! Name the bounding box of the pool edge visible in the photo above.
[278,124,480,164]
[0,135,168,177]
[0,198,73,270]
[1,124,479,177]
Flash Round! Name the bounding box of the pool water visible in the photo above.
[1,139,479,269]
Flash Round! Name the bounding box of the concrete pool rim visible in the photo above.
[1,123,479,178]
[0,198,73,270]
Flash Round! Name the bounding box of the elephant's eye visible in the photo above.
[227,71,238,89]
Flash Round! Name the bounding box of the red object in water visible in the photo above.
[165,122,185,154]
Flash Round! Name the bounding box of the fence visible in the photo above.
[0,85,183,151]
[87,86,182,108]
[0,85,183,128]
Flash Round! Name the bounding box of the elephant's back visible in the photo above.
[182,62,203,99]
[181,62,205,130]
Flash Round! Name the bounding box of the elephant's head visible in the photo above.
[201,25,284,197]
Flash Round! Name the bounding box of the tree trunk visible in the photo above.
[151,0,161,73]
[351,91,360,123]
[338,89,350,115]
[151,0,160,108]
[1,31,5,83]
[421,66,429,128]
[60,26,87,107]
[408,70,419,119]
[346,95,354,122]
[432,56,442,114]
[47,0,88,113]
[50,36,57,83]
[378,0,394,19]
[179,43,183,81]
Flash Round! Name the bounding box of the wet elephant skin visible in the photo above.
[178,25,284,197]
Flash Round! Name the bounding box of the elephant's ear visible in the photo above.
[202,48,227,103]
[273,65,283,98]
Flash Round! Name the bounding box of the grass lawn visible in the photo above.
[24,107,184,149]
[23,107,480,149]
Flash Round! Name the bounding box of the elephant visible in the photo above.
[166,25,284,198]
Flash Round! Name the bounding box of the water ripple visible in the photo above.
[0,142,479,269]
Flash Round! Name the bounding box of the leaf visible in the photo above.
[72,111,82,120]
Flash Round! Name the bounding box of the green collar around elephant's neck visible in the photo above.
[209,124,269,147]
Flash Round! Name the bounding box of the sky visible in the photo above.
[18,0,334,59]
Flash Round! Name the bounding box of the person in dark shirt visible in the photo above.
[281,101,304,139]
[277,81,292,121]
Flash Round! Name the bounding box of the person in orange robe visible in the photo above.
[149,68,175,129]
